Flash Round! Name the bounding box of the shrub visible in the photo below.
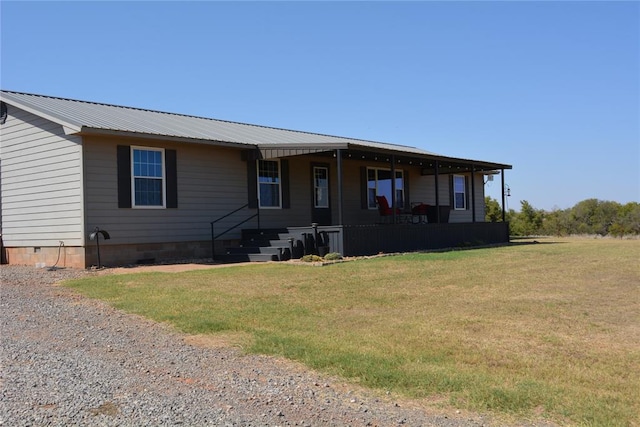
[323,252,343,261]
[300,255,323,262]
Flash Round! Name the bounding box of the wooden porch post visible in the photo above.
[336,149,344,225]
[434,160,440,223]
[471,163,476,223]
[501,168,506,222]
[391,154,396,223]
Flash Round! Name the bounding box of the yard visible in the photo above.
[66,237,640,426]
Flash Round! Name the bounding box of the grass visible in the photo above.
[65,237,640,426]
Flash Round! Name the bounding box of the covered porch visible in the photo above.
[256,144,512,227]
[214,143,512,261]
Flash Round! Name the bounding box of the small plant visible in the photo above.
[300,254,323,262]
[323,252,343,261]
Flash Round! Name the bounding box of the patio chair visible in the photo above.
[375,195,402,223]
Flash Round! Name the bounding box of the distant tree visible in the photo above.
[486,197,638,237]
[595,201,622,235]
[568,199,624,235]
[610,202,640,236]
[484,196,503,222]
[542,208,570,236]
[518,200,544,236]
[569,199,600,234]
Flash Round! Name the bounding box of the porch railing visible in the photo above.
[210,202,260,260]
[342,222,509,256]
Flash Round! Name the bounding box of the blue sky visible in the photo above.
[1,1,638,211]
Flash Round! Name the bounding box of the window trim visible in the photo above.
[313,166,329,208]
[131,146,167,209]
[257,159,282,209]
[366,167,404,210]
[453,174,466,210]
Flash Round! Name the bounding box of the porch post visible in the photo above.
[434,160,440,223]
[336,149,344,225]
[501,168,506,222]
[471,163,476,223]
[391,154,396,223]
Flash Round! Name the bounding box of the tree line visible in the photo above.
[485,197,640,237]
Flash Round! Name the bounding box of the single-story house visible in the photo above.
[0,90,512,268]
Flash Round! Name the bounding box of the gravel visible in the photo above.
[0,265,552,426]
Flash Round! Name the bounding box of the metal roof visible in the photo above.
[0,90,511,169]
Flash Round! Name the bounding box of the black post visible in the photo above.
[95,235,101,269]
[89,227,110,269]
[257,199,261,230]
[288,238,294,260]
[311,223,318,254]
[390,154,396,224]
[501,169,506,222]
[336,149,344,225]
[434,160,440,223]
[471,164,476,223]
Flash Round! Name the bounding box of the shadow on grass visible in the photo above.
[508,237,567,246]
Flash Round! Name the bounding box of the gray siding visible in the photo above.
[255,157,313,228]
[83,136,250,245]
[0,107,84,246]
[448,173,486,223]
[83,144,490,250]
[473,174,486,222]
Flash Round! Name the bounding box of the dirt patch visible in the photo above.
[184,332,253,350]
[98,261,262,275]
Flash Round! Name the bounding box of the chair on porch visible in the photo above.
[375,195,403,223]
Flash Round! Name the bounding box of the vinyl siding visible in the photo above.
[83,136,250,244]
[0,106,84,246]
[80,137,489,248]
[254,158,311,228]
[448,173,486,223]
[473,174,486,221]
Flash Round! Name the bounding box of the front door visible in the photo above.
[311,164,331,225]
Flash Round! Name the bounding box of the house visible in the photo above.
[0,90,512,268]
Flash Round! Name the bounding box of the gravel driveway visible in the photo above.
[0,265,551,426]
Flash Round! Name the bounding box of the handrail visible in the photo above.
[212,213,258,240]
[210,202,260,260]
[211,203,250,226]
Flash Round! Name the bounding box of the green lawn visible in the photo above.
[65,237,640,426]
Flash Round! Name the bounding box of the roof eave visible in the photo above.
[1,95,83,134]
[78,127,256,150]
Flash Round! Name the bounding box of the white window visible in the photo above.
[258,160,281,208]
[314,166,329,208]
[367,168,404,209]
[453,175,466,210]
[132,147,165,208]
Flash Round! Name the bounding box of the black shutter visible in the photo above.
[247,159,258,208]
[165,149,178,208]
[465,175,470,211]
[117,145,132,208]
[281,159,290,209]
[360,166,368,209]
[449,175,454,208]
